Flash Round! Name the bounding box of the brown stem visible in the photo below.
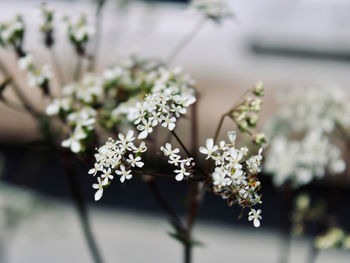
[278,187,293,263]
[62,152,104,263]
[171,130,192,158]
[146,179,185,232]
[171,130,206,177]
[213,113,228,144]
[191,101,198,156]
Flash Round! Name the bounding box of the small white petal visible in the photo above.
[94,189,103,201]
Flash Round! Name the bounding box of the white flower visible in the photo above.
[161,116,176,131]
[126,154,144,168]
[168,154,181,166]
[101,168,114,183]
[212,167,231,187]
[18,54,34,71]
[248,209,262,227]
[92,177,104,201]
[160,143,180,157]
[132,142,147,153]
[174,163,190,181]
[199,138,218,159]
[88,164,99,176]
[246,148,263,174]
[45,98,71,115]
[137,119,153,139]
[61,126,87,153]
[115,165,132,183]
[118,130,135,146]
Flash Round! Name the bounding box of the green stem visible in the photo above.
[74,55,82,81]
[88,0,106,72]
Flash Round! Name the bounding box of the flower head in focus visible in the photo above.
[90,131,147,201]
[200,131,263,227]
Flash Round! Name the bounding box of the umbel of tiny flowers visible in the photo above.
[18,54,52,95]
[90,130,146,201]
[45,57,196,154]
[39,3,55,47]
[264,85,348,188]
[0,15,24,52]
[126,67,196,139]
[199,131,263,227]
[161,143,194,181]
[190,0,233,24]
[64,13,94,55]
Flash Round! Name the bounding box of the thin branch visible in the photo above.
[146,179,185,232]
[191,101,199,156]
[0,59,39,118]
[61,152,104,263]
[213,113,228,144]
[171,130,206,177]
[49,48,66,86]
[166,17,206,65]
[171,130,193,158]
[74,55,82,81]
[0,97,26,113]
[88,0,106,72]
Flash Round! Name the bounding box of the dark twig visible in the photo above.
[146,179,185,232]
[62,152,104,263]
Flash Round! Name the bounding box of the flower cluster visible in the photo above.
[265,131,345,187]
[64,14,94,54]
[127,67,196,139]
[60,106,97,153]
[45,57,196,153]
[228,82,266,146]
[90,131,146,201]
[160,143,195,181]
[200,131,263,227]
[315,227,350,250]
[264,86,347,187]
[190,0,233,23]
[18,54,52,90]
[39,3,55,47]
[39,3,54,36]
[0,15,24,47]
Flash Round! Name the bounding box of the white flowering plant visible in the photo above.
[0,1,267,263]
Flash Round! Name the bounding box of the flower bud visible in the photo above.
[247,114,258,127]
[253,81,264,96]
[253,133,267,146]
[249,98,263,112]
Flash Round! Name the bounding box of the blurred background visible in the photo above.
[1,0,350,262]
